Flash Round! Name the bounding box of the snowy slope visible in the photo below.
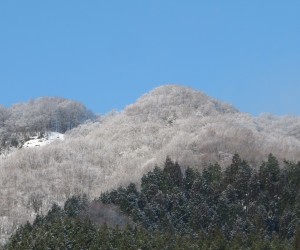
[23,132,64,148]
[0,132,64,160]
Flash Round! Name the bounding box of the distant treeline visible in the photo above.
[5,154,300,249]
[0,97,95,148]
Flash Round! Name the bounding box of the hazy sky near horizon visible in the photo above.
[0,1,299,115]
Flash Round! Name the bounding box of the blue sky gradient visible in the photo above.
[0,1,299,115]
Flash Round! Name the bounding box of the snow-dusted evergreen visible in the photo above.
[0,85,299,241]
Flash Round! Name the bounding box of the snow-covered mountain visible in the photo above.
[125,85,238,121]
[0,84,299,241]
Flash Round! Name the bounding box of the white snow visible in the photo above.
[0,132,64,160]
[23,132,64,148]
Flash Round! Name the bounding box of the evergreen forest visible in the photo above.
[5,154,300,249]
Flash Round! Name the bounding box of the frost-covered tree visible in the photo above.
[0,97,95,152]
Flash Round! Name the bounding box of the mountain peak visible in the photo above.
[125,84,238,121]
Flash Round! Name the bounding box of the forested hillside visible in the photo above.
[0,97,95,152]
[5,155,300,249]
[0,85,299,242]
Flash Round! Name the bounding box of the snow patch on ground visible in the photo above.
[23,132,64,148]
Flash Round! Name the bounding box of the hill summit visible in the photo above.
[125,85,238,121]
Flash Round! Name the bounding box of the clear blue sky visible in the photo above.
[0,1,299,115]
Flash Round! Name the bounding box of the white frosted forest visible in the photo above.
[0,85,300,241]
